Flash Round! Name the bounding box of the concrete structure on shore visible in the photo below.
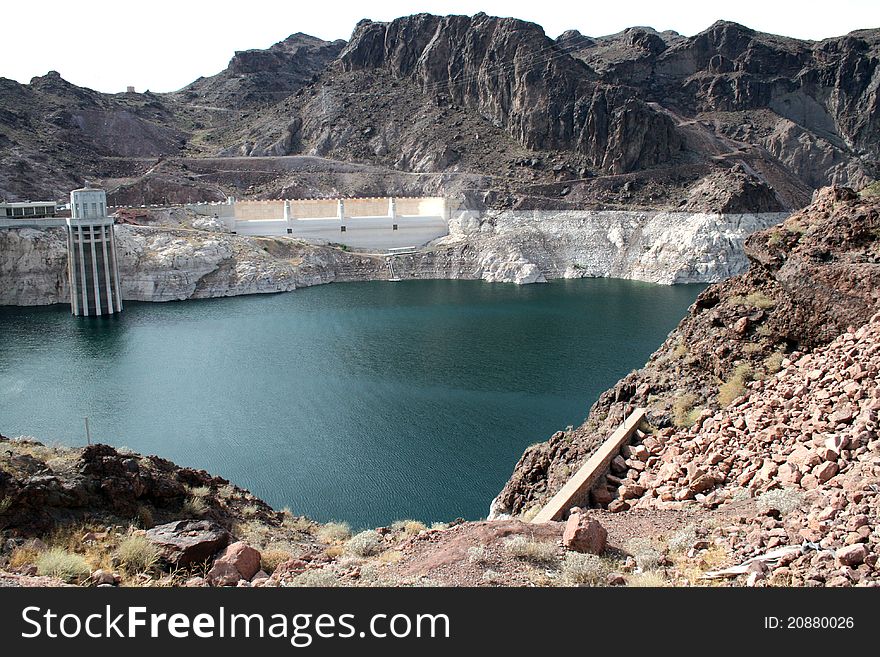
[187,197,449,250]
[0,201,65,228]
[66,186,123,316]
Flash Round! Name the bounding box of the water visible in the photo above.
[0,279,704,528]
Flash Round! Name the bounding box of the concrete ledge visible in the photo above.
[531,408,647,523]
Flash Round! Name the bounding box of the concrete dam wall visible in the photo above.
[186,197,450,251]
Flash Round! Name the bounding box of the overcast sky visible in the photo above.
[4,0,879,93]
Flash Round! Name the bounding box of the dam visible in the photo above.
[186,196,451,250]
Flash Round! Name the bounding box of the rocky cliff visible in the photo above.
[492,187,880,517]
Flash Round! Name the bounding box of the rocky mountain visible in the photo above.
[0,15,878,210]
[177,33,345,110]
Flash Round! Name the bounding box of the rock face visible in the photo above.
[339,14,682,174]
[146,520,230,567]
[178,33,345,110]
[0,439,275,534]
[415,208,786,285]
[493,187,880,517]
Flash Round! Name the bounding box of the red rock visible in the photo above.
[562,512,608,555]
[777,463,801,484]
[207,542,262,586]
[813,461,840,483]
[836,544,868,566]
[207,561,242,587]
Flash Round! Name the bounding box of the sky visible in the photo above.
[3,0,879,93]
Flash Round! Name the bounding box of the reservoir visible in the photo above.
[0,279,704,528]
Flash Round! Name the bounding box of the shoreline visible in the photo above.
[0,209,786,307]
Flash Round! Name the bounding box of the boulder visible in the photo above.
[145,520,230,566]
[207,541,262,586]
[835,544,868,567]
[562,511,607,554]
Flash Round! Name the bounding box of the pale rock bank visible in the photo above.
[436,210,789,285]
[0,210,786,306]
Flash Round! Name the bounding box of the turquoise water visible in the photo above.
[0,279,703,528]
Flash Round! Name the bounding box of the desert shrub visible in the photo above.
[482,569,503,584]
[672,393,702,428]
[390,520,426,536]
[261,549,293,574]
[860,180,880,197]
[324,545,344,559]
[345,530,383,557]
[672,342,688,359]
[430,522,449,531]
[743,342,764,354]
[288,569,339,587]
[503,536,557,563]
[560,552,610,585]
[718,364,754,407]
[626,538,664,571]
[467,546,489,564]
[667,524,699,553]
[757,488,805,515]
[36,548,90,582]
[317,522,351,544]
[117,535,159,573]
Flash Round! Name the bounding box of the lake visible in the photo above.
[0,278,704,528]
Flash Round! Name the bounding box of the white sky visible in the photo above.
[3,0,879,93]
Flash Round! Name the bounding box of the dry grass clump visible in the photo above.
[181,496,207,516]
[764,351,785,374]
[730,291,775,309]
[317,522,352,544]
[390,519,426,536]
[36,548,91,582]
[503,536,558,563]
[672,393,702,429]
[560,553,610,585]
[117,535,159,573]
[626,571,670,587]
[718,363,754,407]
[261,548,293,574]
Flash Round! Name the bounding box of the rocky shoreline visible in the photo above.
[0,208,785,306]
